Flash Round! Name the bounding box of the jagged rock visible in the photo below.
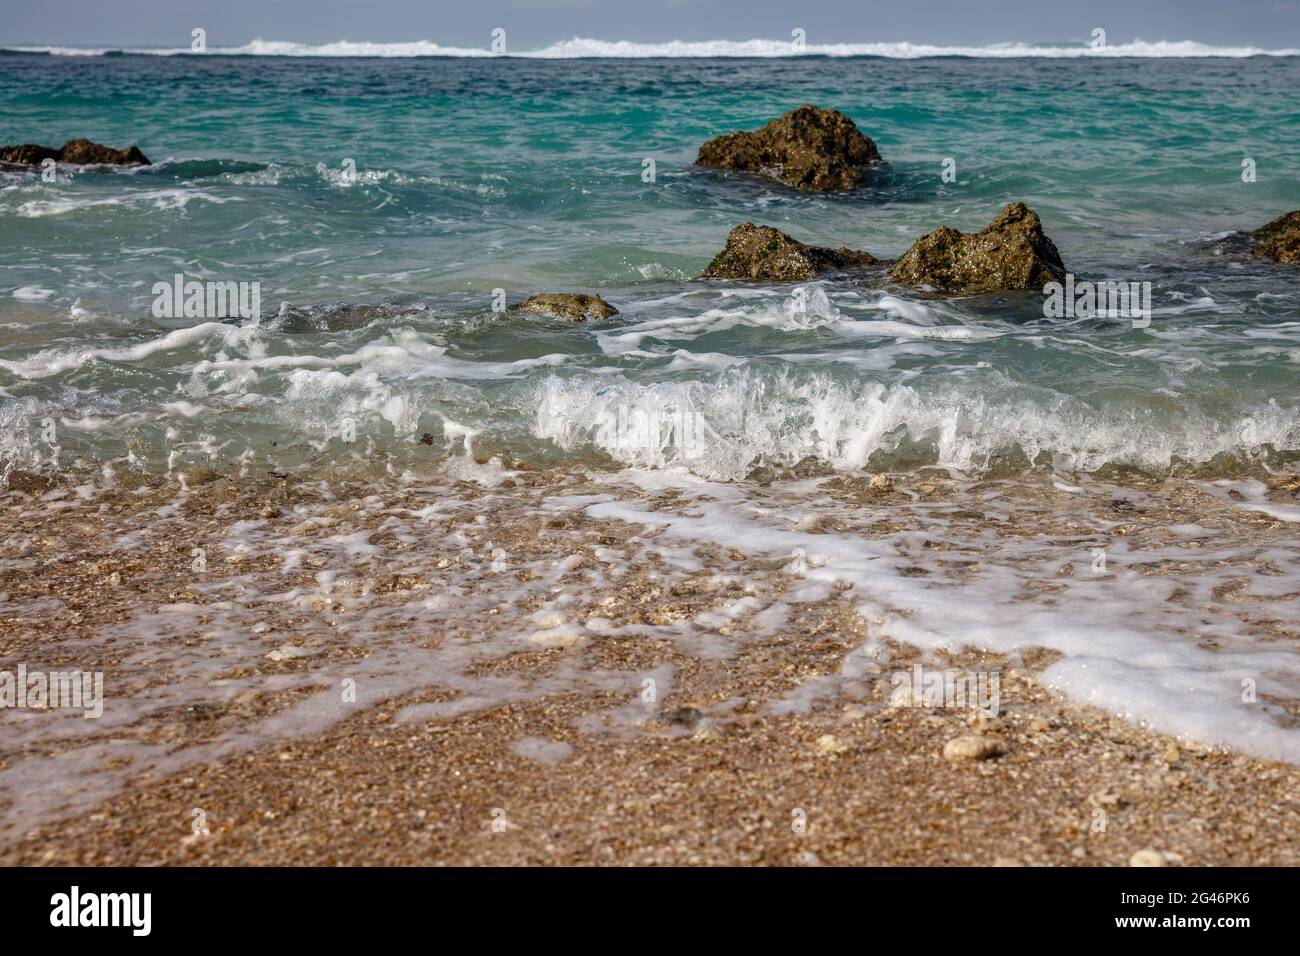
[696,104,883,192]
[0,144,60,166]
[0,139,150,167]
[701,222,882,281]
[1252,210,1300,265]
[509,293,618,322]
[888,202,1066,294]
[56,139,150,166]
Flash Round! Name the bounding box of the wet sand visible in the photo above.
[1,462,1298,865]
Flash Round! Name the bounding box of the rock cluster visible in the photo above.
[701,203,1068,293]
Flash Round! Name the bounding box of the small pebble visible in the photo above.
[1129,848,1168,867]
[943,735,1004,761]
[815,734,848,756]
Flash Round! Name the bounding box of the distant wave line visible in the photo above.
[5,37,1300,59]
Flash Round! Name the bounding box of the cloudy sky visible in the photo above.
[4,0,1300,49]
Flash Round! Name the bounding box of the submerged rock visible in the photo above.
[696,104,883,192]
[1252,210,1300,264]
[888,202,1066,294]
[0,139,150,167]
[509,293,618,322]
[701,222,882,281]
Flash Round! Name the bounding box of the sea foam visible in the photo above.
[7,37,1299,58]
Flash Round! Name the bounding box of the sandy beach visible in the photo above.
[2,460,1297,865]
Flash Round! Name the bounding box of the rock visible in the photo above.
[701,223,881,282]
[1251,210,1300,264]
[0,139,150,167]
[0,144,59,166]
[814,733,849,756]
[660,706,705,730]
[1129,848,1168,867]
[696,104,884,192]
[888,202,1066,294]
[942,734,1004,761]
[1028,717,1053,733]
[56,139,150,166]
[868,473,894,493]
[509,293,618,322]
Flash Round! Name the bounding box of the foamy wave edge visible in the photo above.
[6,37,1300,58]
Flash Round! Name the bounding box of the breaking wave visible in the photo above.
[6,37,1299,59]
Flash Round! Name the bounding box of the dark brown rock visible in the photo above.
[509,293,618,322]
[701,222,882,282]
[696,104,883,192]
[56,139,150,166]
[888,202,1066,293]
[1252,210,1300,265]
[0,144,60,166]
[0,139,150,167]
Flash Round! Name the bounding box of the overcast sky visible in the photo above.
[4,0,1300,49]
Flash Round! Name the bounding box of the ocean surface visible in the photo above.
[3,50,1300,478]
[1,49,1299,790]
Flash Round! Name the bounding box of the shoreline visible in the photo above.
[1,461,1298,863]
[6,657,1300,866]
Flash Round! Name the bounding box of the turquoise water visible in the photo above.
[2,53,1299,478]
